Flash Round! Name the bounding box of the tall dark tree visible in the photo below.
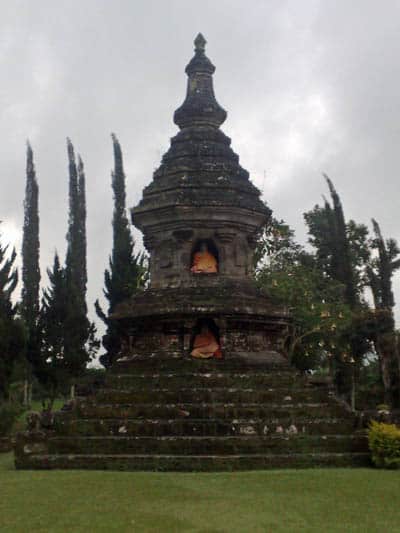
[65,139,84,299]
[21,142,41,376]
[325,176,358,308]
[0,228,26,399]
[63,140,98,384]
[38,253,68,403]
[304,176,372,400]
[366,219,400,404]
[367,219,400,310]
[304,175,369,309]
[37,141,97,400]
[95,134,147,368]
[77,155,87,297]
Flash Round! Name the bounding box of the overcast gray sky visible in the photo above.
[1,0,400,340]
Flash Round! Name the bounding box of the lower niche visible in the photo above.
[190,318,222,359]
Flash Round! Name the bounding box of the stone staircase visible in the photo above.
[15,358,370,470]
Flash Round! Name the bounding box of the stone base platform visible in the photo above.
[14,358,370,471]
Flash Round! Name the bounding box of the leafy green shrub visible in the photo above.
[368,420,400,469]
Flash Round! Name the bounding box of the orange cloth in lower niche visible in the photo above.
[191,331,221,359]
[190,251,218,273]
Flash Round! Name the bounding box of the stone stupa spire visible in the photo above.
[174,33,227,129]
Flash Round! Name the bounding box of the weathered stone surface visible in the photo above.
[15,361,368,470]
[46,434,368,455]
[16,452,371,472]
[108,34,289,367]
[54,417,357,438]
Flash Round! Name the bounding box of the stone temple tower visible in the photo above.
[114,34,289,364]
[15,35,369,471]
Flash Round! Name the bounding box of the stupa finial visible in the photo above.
[194,33,206,53]
[173,35,227,129]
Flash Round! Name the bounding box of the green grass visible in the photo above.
[0,453,399,532]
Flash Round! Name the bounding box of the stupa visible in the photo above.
[15,35,369,470]
[113,33,289,366]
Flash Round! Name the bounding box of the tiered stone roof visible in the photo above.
[132,34,269,231]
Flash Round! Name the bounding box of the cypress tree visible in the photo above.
[366,219,400,404]
[65,139,81,298]
[77,156,87,297]
[305,175,360,308]
[368,219,400,309]
[324,176,358,308]
[63,139,97,383]
[95,134,147,368]
[21,142,41,375]
[304,176,371,400]
[0,228,25,399]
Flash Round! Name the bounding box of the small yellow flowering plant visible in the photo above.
[368,420,400,469]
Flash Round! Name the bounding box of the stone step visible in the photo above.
[15,452,371,471]
[106,371,303,389]
[95,387,329,404]
[54,417,357,437]
[46,434,368,456]
[14,361,360,472]
[76,401,351,420]
[110,359,293,374]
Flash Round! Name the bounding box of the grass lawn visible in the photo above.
[0,453,399,532]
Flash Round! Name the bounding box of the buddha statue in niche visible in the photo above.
[191,323,222,359]
[190,241,218,274]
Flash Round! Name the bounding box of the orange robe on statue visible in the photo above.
[191,330,222,359]
[190,251,218,273]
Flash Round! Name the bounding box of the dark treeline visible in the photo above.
[38,140,99,404]
[0,135,145,407]
[257,176,400,407]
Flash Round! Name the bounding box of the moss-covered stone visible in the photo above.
[15,361,368,471]
[15,452,371,471]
